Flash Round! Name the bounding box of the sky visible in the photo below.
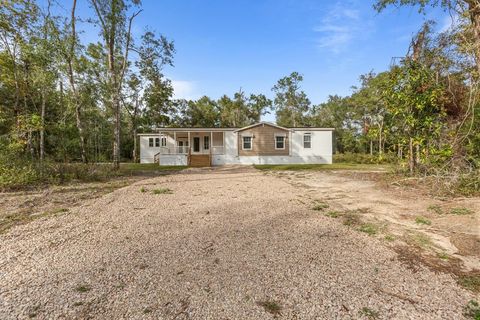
[52,0,451,121]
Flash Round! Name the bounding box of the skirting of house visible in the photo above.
[142,155,332,165]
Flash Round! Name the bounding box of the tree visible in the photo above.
[272,72,311,127]
[383,61,446,173]
[90,0,141,169]
[375,0,480,76]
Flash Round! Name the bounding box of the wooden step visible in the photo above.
[189,155,211,167]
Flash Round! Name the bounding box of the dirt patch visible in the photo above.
[452,234,480,258]
[272,170,480,275]
[0,177,139,234]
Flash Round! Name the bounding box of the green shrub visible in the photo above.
[312,202,329,211]
[0,149,119,190]
[415,216,432,225]
[450,207,474,215]
[152,188,173,195]
[358,223,378,236]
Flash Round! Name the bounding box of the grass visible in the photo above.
[415,216,432,225]
[312,201,329,211]
[427,204,443,215]
[152,188,173,195]
[254,163,390,171]
[384,234,395,242]
[140,187,146,193]
[257,300,282,315]
[324,210,340,218]
[359,307,379,319]
[342,211,361,226]
[464,300,480,320]
[458,275,480,293]
[450,207,474,215]
[406,232,433,248]
[437,252,450,260]
[358,223,378,236]
[143,308,152,314]
[75,285,91,293]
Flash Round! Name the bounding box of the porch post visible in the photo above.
[210,131,213,153]
[188,131,191,151]
[289,130,292,156]
[158,131,162,165]
[173,131,177,154]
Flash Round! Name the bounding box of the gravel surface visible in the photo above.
[0,166,475,319]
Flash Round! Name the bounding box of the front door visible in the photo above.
[193,137,200,152]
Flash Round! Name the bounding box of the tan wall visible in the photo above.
[212,132,223,146]
[238,124,289,156]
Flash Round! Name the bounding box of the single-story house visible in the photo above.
[139,122,334,166]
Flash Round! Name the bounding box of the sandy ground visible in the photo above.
[273,170,480,272]
[0,166,477,319]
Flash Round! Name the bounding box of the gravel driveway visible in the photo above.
[0,166,475,319]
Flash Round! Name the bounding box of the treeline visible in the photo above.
[0,0,479,191]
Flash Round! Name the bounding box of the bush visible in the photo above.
[0,150,119,190]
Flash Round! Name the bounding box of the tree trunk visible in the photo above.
[75,102,87,163]
[112,95,121,169]
[408,137,415,174]
[370,140,373,155]
[67,0,87,163]
[40,89,46,162]
[132,96,139,163]
[415,144,421,164]
[133,126,137,163]
[467,0,480,76]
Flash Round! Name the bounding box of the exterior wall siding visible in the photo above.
[237,124,289,156]
[140,124,333,165]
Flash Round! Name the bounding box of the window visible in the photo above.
[275,136,285,149]
[149,138,154,147]
[161,137,167,147]
[155,137,160,147]
[204,136,210,150]
[303,134,311,148]
[242,136,252,150]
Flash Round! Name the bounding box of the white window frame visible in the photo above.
[203,136,210,150]
[303,133,312,149]
[242,136,252,150]
[155,137,160,147]
[161,136,167,147]
[149,138,154,147]
[275,135,286,150]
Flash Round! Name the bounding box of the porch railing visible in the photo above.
[159,146,189,154]
[159,146,225,155]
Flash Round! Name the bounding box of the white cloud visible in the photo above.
[313,2,369,53]
[171,80,199,100]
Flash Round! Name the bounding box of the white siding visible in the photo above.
[141,129,333,166]
[140,136,159,163]
[160,155,188,166]
[139,135,175,163]
[291,130,333,164]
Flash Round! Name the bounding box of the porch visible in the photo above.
[153,129,230,167]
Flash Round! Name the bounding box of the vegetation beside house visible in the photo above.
[0,0,478,195]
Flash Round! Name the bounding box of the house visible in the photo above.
[139,122,334,166]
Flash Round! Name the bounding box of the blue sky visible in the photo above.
[52,0,450,121]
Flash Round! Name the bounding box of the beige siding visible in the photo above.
[212,132,223,146]
[238,124,289,156]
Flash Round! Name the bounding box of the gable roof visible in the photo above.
[234,122,291,133]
